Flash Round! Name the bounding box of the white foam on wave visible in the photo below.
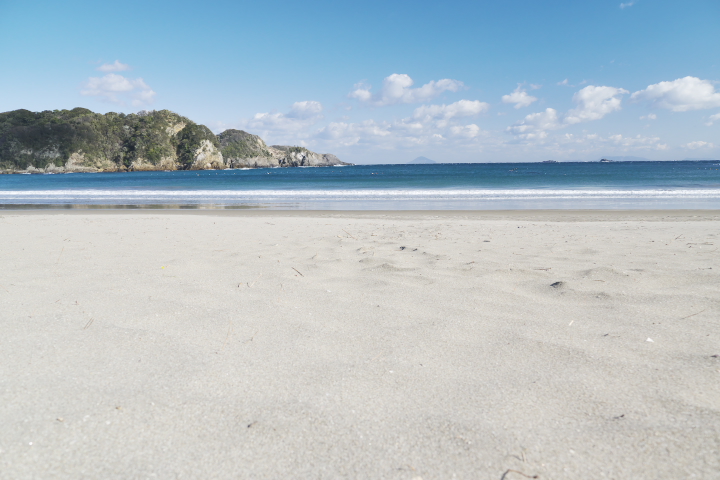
[1,188,720,201]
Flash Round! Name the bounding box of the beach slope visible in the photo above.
[0,211,718,479]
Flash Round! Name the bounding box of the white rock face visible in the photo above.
[217,129,349,169]
[165,122,186,136]
[64,152,98,173]
[45,163,66,173]
[270,146,347,167]
[158,156,178,170]
[130,155,179,171]
[190,140,224,170]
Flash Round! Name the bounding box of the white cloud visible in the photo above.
[348,73,464,106]
[312,98,490,149]
[507,85,627,141]
[412,100,490,128]
[507,108,561,139]
[640,113,657,120]
[81,73,156,107]
[620,2,635,9]
[631,76,720,112]
[501,85,538,109]
[557,79,571,86]
[565,85,628,124]
[286,100,323,119]
[243,101,324,140]
[704,112,720,126]
[97,60,131,72]
[449,124,483,139]
[236,94,489,150]
[315,120,392,147]
[685,141,715,149]
[609,134,667,149]
[348,83,372,102]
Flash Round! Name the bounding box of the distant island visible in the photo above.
[408,156,437,164]
[0,108,350,174]
[598,156,652,162]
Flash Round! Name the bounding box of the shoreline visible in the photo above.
[2,206,720,221]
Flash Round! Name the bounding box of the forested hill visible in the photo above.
[0,108,349,173]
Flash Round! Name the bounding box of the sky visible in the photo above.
[1,0,719,164]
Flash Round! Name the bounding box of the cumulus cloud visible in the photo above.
[234,93,489,150]
[412,100,490,127]
[348,74,464,106]
[81,73,156,107]
[315,120,392,147]
[312,98,489,149]
[507,108,561,139]
[508,85,627,140]
[97,60,131,72]
[685,141,715,149]
[316,118,480,148]
[449,124,483,139]
[243,101,324,139]
[705,112,720,126]
[631,76,720,112]
[501,85,538,109]
[565,85,628,124]
[557,79,572,87]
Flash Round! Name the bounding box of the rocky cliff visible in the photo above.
[0,109,348,173]
[218,129,348,168]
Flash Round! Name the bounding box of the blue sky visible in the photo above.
[1,0,719,163]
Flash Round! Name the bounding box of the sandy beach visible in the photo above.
[1,210,718,479]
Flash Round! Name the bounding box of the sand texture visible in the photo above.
[1,211,719,479]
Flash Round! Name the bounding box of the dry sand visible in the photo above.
[0,210,719,479]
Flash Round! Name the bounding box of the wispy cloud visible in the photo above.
[556,132,666,151]
[620,2,635,9]
[237,101,325,143]
[97,60,131,72]
[81,73,155,107]
[705,112,720,126]
[685,140,715,149]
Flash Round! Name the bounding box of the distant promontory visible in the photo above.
[0,108,350,173]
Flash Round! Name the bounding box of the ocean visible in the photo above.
[1,161,719,210]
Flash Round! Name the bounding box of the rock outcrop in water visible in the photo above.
[0,108,349,173]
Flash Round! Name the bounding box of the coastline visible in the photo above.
[2,206,720,220]
[1,211,718,478]
[3,161,720,210]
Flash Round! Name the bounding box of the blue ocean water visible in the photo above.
[1,161,719,209]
